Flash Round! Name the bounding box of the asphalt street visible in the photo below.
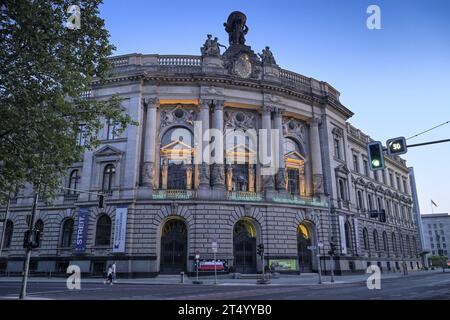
[0,271,449,300]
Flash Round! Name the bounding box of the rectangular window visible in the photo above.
[353,155,359,173]
[389,172,394,187]
[106,118,120,140]
[403,180,408,194]
[396,176,401,191]
[374,170,379,182]
[382,170,386,184]
[334,139,341,159]
[77,124,86,146]
[363,159,369,176]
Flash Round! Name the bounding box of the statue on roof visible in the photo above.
[201,34,225,57]
[224,11,249,46]
[259,46,277,65]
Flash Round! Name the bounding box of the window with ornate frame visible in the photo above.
[283,137,305,196]
[102,164,116,192]
[68,169,80,194]
[95,214,112,246]
[159,127,195,190]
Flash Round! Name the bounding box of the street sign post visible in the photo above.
[211,240,218,284]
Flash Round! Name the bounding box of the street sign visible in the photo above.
[386,136,407,156]
[307,246,317,251]
[212,240,218,253]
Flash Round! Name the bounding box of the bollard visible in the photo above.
[180,271,184,284]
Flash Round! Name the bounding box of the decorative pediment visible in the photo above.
[332,127,344,139]
[335,164,350,175]
[94,145,124,158]
[160,140,194,160]
[354,177,366,187]
[226,143,256,164]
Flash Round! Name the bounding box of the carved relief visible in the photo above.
[275,168,286,191]
[211,163,225,186]
[224,110,256,130]
[283,118,306,141]
[160,105,195,130]
[313,174,324,195]
[141,161,154,187]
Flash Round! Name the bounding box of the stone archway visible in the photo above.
[233,218,257,274]
[297,221,314,273]
[160,218,188,274]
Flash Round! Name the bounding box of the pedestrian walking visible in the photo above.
[112,262,117,283]
[104,264,113,285]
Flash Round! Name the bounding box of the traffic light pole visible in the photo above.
[19,190,39,300]
[406,138,450,149]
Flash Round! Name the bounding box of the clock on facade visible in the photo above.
[233,54,252,78]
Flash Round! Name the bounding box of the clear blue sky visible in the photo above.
[100,0,450,215]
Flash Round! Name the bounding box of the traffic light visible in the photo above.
[386,137,407,156]
[98,194,105,209]
[257,244,264,257]
[328,242,336,256]
[23,229,41,249]
[379,209,386,223]
[367,141,385,171]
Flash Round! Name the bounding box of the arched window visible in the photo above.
[377,197,383,211]
[363,228,370,251]
[283,137,305,196]
[4,220,14,249]
[95,214,112,246]
[344,221,353,253]
[34,219,44,248]
[68,170,80,194]
[392,233,397,254]
[373,229,379,251]
[60,218,74,248]
[383,231,389,252]
[160,126,194,190]
[102,164,116,192]
[357,190,364,210]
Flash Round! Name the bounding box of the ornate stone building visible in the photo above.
[0,12,422,276]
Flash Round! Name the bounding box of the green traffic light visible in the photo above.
[372,159,380,167]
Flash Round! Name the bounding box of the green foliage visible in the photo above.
[428,255,448,268]
[0,1,137,203]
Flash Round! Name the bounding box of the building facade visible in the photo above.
[0,12,422,276]
[421,213,450,258]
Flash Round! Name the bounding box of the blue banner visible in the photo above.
[75,207,89,252]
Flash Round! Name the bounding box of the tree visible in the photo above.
[0,0,137,202]
[429,255,448,270]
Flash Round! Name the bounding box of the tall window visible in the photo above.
[4,220,14,249]
[392,233,397,253]
[389,172,394,187]
[102,164,116,192]
[377,197,383,211]
[403,180,408,194]
[160,127,194,190]
[412,236,417,256]
[357,190,364,210]
[374,170,379,182]
[368,194,373,211]
[381,170,386,184]
[77,124,86,146]
[106,118,120,140]
[353,155,359,173]
[345,222,353,253]
[373,230,379,251]
[383,231,389,252]
[68,169,80,194]
[35,219,44,248]
[283,138,305,196]
[95,214,112,246]
[338,179,346,201]
[363,159,369,176]
[60,218,74,248]
[396,176,401,191]
[363,228,370,251]
[334,139,341,159]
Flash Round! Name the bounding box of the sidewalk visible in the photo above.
[0,269,445,286]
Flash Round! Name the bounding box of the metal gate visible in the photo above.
[297,232,312,273]
[160,219,187,273]
[233,221,256,274]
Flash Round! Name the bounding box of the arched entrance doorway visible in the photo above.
[297,221,314,273]
[233,219,257,273]
[160,218,187,273]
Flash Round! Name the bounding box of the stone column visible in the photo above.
[261,105,275,196]
[142,97,159,189]
[310,118,324,196]
[199,99,211,190]
[211,100,225,191]
[273,108,286,192]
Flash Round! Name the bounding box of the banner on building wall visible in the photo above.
[339,215,347,255]
[354,218,360,255]
[75,207,89,252]
[113,205,128,253]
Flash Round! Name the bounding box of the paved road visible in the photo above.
[0,271,449,300]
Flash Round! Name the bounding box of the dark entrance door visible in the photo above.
[160,219,187,273]
[233,220,257,273]
[297,230,313,273]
